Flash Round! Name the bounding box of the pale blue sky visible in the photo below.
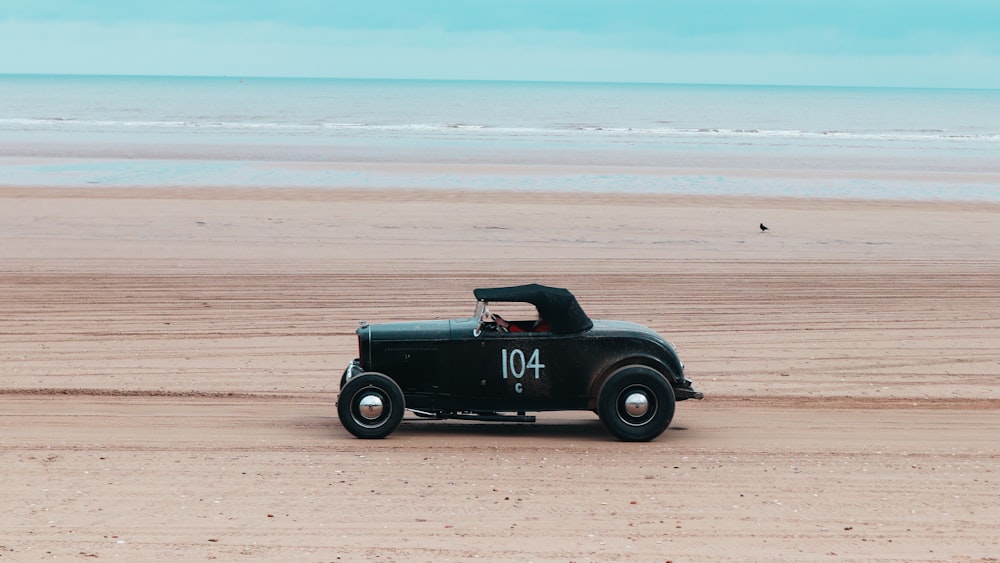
[2,0,999,88]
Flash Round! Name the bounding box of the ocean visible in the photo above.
[2,74,999,200]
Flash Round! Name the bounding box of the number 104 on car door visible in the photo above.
[500,348,545,380]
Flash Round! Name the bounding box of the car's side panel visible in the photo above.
[443,326,594,411]
[580,322,685,393]
[362,320,452,411]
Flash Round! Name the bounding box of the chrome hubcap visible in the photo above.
[624,392,649,417]
[358,394,384,420]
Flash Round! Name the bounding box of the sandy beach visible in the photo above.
[2,186,999,561]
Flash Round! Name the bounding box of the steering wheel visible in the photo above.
[492,313,510,333]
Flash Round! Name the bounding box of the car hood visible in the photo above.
[364,319,452,341]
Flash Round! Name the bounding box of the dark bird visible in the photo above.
[759,222,769,232]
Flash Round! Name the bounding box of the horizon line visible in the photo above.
[3,72,998,93]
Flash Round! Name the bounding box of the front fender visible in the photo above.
[341,358,364,389]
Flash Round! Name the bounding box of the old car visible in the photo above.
[338,284,702,441]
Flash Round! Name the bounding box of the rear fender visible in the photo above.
[587,354,678,409]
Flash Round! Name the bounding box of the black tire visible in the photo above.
[337,372,405,439]
[597,365,676,442]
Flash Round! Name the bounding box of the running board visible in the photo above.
[408,409,536,423]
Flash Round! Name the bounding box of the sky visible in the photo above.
[2,0,999,88]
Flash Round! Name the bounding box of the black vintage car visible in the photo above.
[338,284,702,441]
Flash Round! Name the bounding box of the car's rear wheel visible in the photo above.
[598,365,675,442]
[337,372,405,439]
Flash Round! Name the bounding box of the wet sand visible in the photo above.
[2,186,999,561]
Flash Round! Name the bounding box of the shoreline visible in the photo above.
[4,151,1000,202]
[6,183,1000,209]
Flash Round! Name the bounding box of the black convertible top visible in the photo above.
[473,284,593,334]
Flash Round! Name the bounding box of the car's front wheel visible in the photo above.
[598,365,676,442]
[337,372,405,439]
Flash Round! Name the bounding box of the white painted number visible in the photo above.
[501,348,545,393]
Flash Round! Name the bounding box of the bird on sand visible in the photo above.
[760,222,769,232]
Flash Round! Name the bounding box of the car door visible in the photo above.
[446,325,585,411]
